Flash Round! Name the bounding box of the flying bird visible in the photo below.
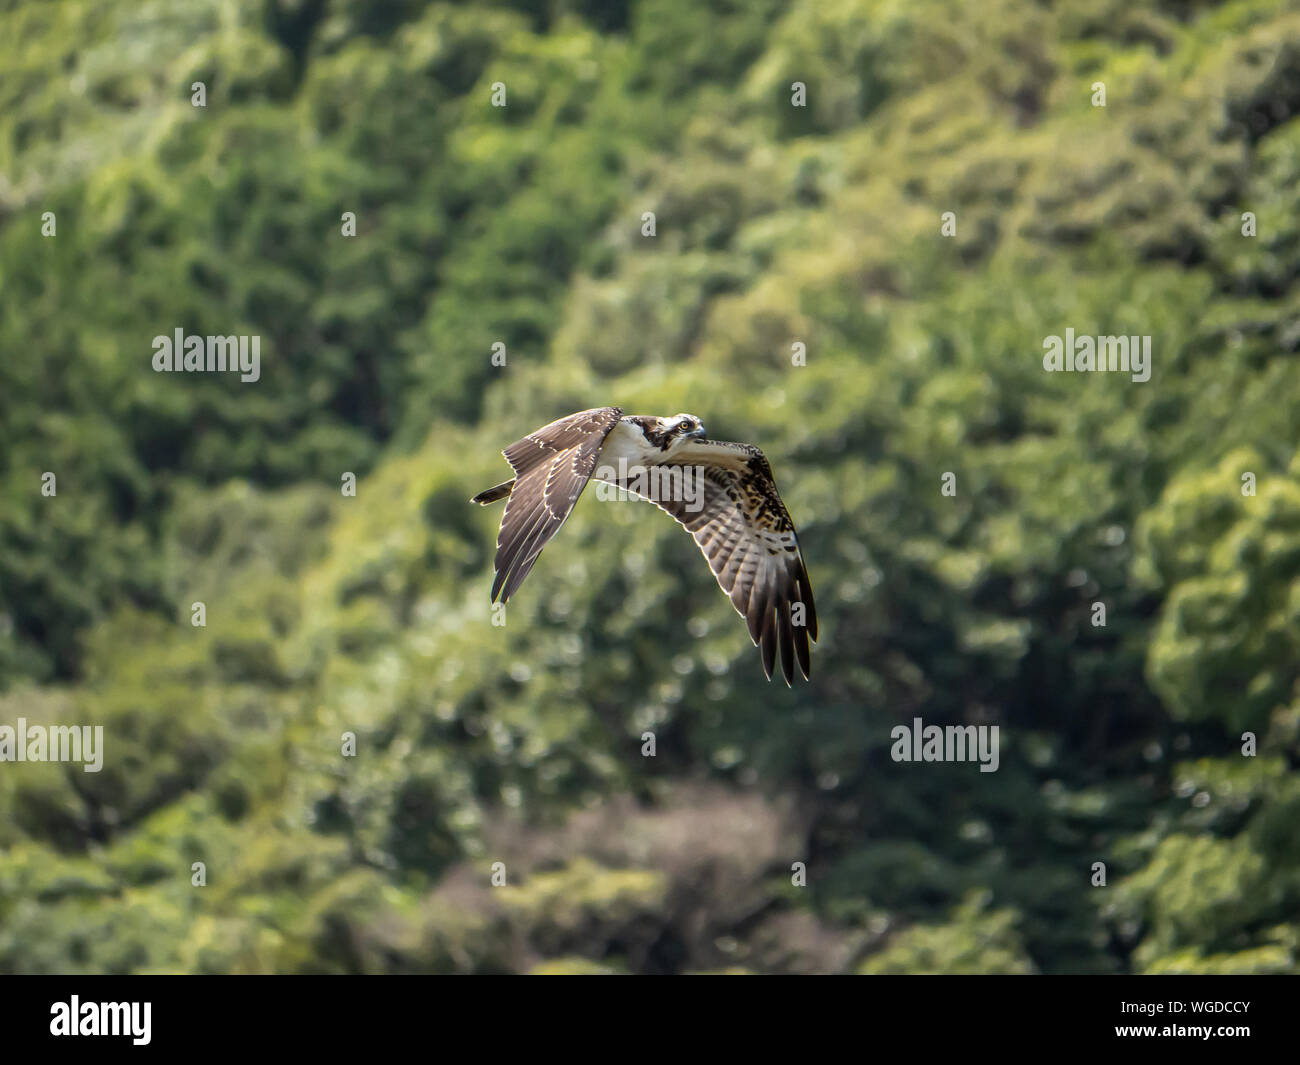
[471,407,817,684]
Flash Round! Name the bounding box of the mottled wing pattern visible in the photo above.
[490,406,623,603]
[636,442,818,684]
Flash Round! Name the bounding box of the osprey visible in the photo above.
[472,407,817,684]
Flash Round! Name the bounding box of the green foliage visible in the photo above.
[2,0,1299,973]
[859,891,1036,975]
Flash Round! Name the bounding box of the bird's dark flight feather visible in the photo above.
[486,406,623,603]
[626,441,817,685]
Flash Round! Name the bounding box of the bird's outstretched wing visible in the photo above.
[489,406,623,603]
[633,441,818,685]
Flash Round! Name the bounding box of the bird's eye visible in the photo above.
[679,419,694,432]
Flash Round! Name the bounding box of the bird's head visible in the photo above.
[663,413,708,446]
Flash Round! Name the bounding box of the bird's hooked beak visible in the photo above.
[687,425,707,440]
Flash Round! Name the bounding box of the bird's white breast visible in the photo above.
[592,419,661,483]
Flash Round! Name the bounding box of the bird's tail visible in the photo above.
[471,478,515,505]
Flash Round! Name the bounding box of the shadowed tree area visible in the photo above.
[1,0,1298,974]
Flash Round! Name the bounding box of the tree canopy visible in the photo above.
[1,0,1298,974]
